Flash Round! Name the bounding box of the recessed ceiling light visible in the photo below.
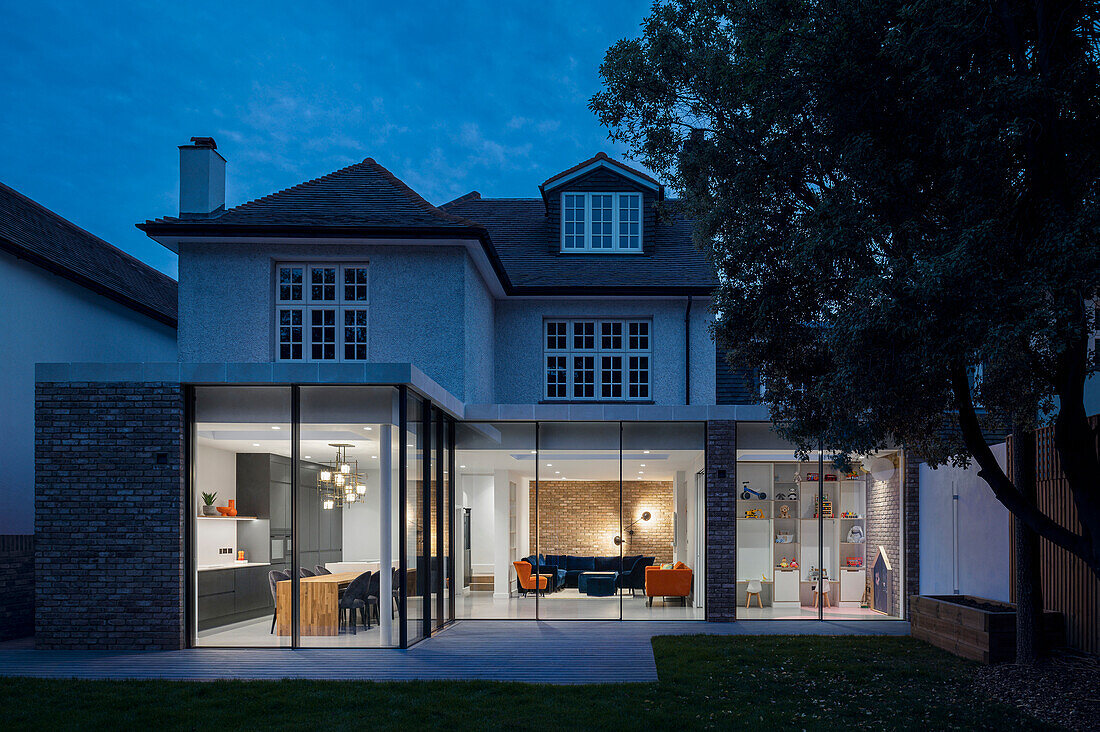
[372,455,378,459]
[638,471,644,475]
[460,464,466,469]
[530,450,537,454]
[363,426,372,431]
[271,426,281,430]
[640,464,646,467]
[252,443,260,447]
[546,463,552,467]
[555,471,560,475]
[304,455,311,459]
[643,450,650,454]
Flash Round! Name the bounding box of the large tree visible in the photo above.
[592,0,1100,600]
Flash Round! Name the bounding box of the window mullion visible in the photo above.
[612,195,620,251]
[585,194,592,251]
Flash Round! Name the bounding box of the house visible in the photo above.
[32,139,917,650]
[0,182,177,640]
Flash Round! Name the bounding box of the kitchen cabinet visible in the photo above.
[196,564,274,630]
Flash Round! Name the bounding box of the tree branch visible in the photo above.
[951,363,1094,569]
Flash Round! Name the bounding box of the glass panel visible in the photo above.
[591,194,613,248]
[734,423,902,620]
[404,394,426,644]
[191,386,292,647]
[431,409,443,631]
[621,422,706,619]
[443,418,455,623]
[298,386,400,647]
[536,422,622,620]
[453,422,537,619]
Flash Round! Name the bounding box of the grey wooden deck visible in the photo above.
[0,620,908,683]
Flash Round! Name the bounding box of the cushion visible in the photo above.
[673,561,689,570]
[566,555,596,571]
[594,556,619,572]
[661,563,674,570]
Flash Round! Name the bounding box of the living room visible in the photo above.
[454,421,705,620]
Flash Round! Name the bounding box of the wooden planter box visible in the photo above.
[910,595,1063,664]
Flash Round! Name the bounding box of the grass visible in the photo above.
[0,636,1051,731]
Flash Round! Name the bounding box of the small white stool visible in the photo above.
[812,579,832,608]
[745,579,763,608]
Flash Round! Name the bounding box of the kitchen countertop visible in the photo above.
[197,562,270,572]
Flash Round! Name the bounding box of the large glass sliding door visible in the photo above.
[453,420,706,622]
[189,384,456,649]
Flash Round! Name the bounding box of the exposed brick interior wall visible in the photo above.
[866,453,902,617]
[904,453,921,616]
[530,481,674,562]
[35,382,184,650]
[0,535,34,641]
[706,420,736,621]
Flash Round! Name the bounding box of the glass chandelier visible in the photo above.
[318,443,366,509]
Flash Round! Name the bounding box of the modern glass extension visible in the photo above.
[188,385,453,649]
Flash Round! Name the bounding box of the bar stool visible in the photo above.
[745,578,763,608]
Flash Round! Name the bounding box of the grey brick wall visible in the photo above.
[35,382,185,650]
[904,453,921,616]
[867,455,902,616]
[0,535,34,641]
[705,420,736,620]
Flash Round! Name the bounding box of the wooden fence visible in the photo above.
[1009,425,1100,654]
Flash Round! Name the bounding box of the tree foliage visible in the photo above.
[593,0,1100,576]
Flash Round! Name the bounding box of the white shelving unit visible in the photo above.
[736,460,868,609]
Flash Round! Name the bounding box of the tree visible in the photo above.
[592,0,1100,607]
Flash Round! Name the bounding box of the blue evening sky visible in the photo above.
[0,1,654,278]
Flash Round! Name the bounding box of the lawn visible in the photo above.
[0,636,1051,731]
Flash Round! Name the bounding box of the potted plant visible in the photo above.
[201,492,218,516]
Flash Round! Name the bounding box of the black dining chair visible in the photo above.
[338,571,373,635]
[314,565,332,575]
[391,567,401,618]
[299,567,315,578]
[364,571,382,627]
[268,569,290,634]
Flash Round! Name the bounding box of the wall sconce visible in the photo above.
[613,511,652,546]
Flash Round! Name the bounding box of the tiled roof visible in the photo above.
[442,197,717,292]
[141,158,479,229]
[540,152,663,195]
[0,182,177,326]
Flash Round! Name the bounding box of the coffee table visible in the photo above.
[578,571,619,597]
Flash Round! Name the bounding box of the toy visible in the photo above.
[744,509,764,519]
[775,531,794,543]
[777,504,791,519]
[790,560,798,569]
[845,470,861,480]
[741,481,767,500]
[841,511,858,518]
[778,557,789,568]
[805,472,820,481]
[825,473,837,481]
[774,492,785,500]
[821,499,833,518]
[846,525,865,543]
[846,557,863,568]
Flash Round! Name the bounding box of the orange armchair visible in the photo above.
[645,562,693,606]
[513,561,552,597]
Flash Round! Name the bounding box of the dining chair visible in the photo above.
[364,571,382,628]
[268,569,290,634]
[314,565,332,575]
[299,567,315,578]
[338,571,373,634]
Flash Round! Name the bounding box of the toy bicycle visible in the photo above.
[741,482,767,500]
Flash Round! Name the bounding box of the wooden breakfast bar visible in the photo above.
[275,571,361,636]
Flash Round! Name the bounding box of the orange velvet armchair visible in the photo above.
[644,562,693,606]
[513,561,552,597]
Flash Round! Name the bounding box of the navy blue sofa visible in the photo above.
[523,554,655,593]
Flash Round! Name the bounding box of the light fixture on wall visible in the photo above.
[318,443,365,510]
[613,511,652,546]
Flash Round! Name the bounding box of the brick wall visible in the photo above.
[0,535,34,641]
[35,382,184,650]
[866,453,902,617]
[904,453,920,616]
[706,420,737,621]
[530,480,674,562]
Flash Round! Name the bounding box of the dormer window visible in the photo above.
[560,192,642,252]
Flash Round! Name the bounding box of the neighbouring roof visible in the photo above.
[139,155,716,295]
[440,196,716,293]
[0,182,177,326]
[539,151,664,199]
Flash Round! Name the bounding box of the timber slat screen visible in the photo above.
[1009,426,1100,654]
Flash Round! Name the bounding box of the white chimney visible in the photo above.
[178,136,225,217]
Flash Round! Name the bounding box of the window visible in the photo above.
[559,193,643,252]
[544,318,651,401]
[276,262,369,362]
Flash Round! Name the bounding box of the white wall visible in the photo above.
[0,252,177,534]
[462,474,494,571]
[919,443,1012,602]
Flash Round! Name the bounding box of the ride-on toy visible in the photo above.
[741,481,767,500]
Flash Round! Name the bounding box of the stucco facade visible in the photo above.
[0,252,177,534]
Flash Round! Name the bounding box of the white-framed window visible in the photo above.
[544,318,652,401]
[275,262,369,362]
[559,192,643,252]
